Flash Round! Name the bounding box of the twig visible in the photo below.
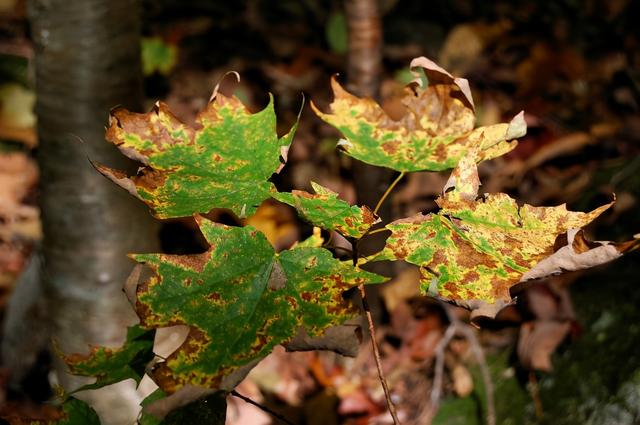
[373,172,405,216]
[430,324,457,408]
[351,239,401,425]
[529,371,544,420]
[430,303,496,425]
[358,284,401,424]
[230,390,295,425]
[458,322,495,425]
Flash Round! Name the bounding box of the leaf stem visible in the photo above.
[230,390,295,425]
[373,172,405,217]
[364,227,390,237]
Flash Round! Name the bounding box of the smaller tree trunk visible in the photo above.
[345,0,390,320]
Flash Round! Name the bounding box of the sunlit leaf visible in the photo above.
[132,217,385,393]
[312,56,526,172]
[96,90,300,218]
[368,153,639,309]
[274,181,379,238]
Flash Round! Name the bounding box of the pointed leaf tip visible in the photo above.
[506,111,527,140]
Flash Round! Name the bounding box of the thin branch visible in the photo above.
[458,322,495,425]
[431,303,496,425]
[529,371,544,420]
[430,324,457,409]
[230,390,295,425]
[350,238,401,425]
[357,284,401,424]
[373,172,405,216]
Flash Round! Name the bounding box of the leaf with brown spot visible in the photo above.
[312,56,526,172]
[95,89,301,219]
[273,181,380,238]
[2,396,103,425]
[63,325,155,392]
[131,217,385,393]
[368,152,639,313]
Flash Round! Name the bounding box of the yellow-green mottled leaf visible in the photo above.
[312,56,526,172]
[368,153,637,308]
[64,325,155,392]
[274,182,379,238]
[96,92,299,218]
[132,217,385,393]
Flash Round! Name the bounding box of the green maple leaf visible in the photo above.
[274,181,379,238]
[131,217,385,393]
[64,325,155,392]
[96,92,299,218]
[368,152,639,308]
[312,56,526,172]
[54,398,101,425]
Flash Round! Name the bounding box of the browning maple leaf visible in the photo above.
[95,91,299,219]
[312,57,526,172]
[274,181,379,239]
[368,152,639,315]
[131,217,385,393]
[63,325,155,392]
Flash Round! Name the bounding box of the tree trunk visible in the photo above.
[27,0,157,421]
[345,0,390,319]
[345,0,391,225]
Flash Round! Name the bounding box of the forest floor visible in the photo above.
[1,0,639,424]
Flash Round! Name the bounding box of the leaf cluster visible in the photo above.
[61,57,638,422]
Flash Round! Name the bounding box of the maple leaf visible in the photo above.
[312,56,526,172]
[12,397,101,425]
[273,181,380,238]
[95,90,299,219]
[368,152,639,311]
[54,398,101,425]
[131,216,385,393]
[64,325,155,392]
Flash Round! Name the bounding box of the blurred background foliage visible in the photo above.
[0,0,639,423]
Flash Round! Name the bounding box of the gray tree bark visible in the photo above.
[26,0,157,421]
